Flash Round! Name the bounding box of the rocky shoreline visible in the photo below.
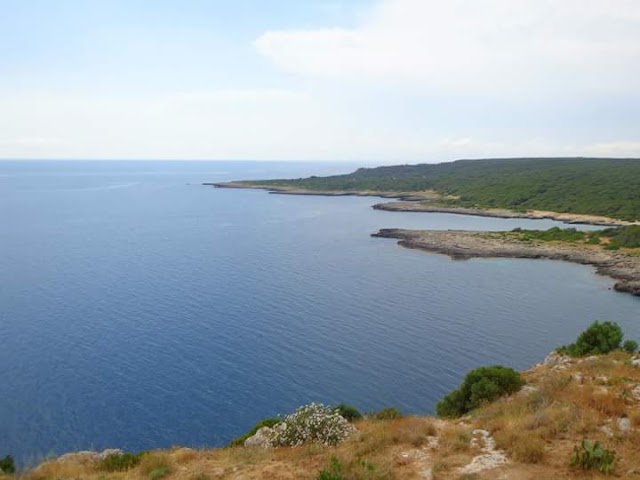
[206,181,435,201]
[372,228,640,296]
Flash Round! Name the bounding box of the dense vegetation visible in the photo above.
[248,158,640,221]
[510,225,640,250]
[557,321,626,357]
[436,365,523,418]
[511,227,586,242]
[98,452,142,472]
[0,456,15,474]
[333,403,363,422]
[599,225,640,248]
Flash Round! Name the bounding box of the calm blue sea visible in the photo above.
[1,160,638,464]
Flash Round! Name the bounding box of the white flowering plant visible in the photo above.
[269,403,356,447]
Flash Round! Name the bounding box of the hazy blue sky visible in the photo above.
[1,0,639,161]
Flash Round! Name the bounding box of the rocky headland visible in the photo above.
[207,181,438,202]
[373,228,640,296]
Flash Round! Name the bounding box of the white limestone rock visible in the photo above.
[244,427,273,448]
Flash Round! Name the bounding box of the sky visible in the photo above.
[1,0,639,162]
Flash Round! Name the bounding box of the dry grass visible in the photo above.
[389,418,437,447]
[438,425,472,455]
[27,460,103,480]
[138,452,173,478]
[172,448,199,465]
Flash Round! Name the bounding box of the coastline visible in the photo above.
[372,228,640,297]
[208,181,631,227]
[206,181,437,201]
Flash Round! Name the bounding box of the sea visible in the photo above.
[1,160,638,464]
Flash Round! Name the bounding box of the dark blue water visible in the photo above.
[1,161,638,464]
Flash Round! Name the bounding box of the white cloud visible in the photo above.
[431,138,640,159]
[255,0,640,94]
[0,89,323,159]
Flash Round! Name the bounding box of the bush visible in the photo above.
[149,466,170,480]
[437,366,523,418]
[601,225,640,248]
[270,403,356,447]
[0,455,15,474]
[557,321,623,357]
[333,403,362,422]
[317,456,346,480]
[98,452,141,471]
[570,439,614,474]
[623,340,638,354]
[371,407,403,420]
[228,418,281,447]
[316,456,383,480]
[513,437,546,464]
[138,453,172,478]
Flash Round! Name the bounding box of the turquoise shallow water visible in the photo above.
[1,160,638,464]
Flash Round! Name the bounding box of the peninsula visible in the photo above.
[210,157,640,226]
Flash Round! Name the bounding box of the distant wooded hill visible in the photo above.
[250,158,640,221]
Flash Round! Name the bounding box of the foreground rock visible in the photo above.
[244,427,273,448]
[55,449,123,464]
[373,228,640,296]
[459,429,507,475]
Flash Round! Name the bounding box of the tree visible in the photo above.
[437,365,522,418]
[558,321,623,357]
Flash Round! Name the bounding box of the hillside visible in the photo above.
[10,349,640,480]
[242,158,640,221]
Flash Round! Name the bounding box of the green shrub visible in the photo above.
[98,452,141,471]
[228,418,281,447]
[437,366,523,418]
[623,340,638,354]
[316,456,383,480]
[570,439,614,474]
[601,225,640,248]
[371,407,403,420]
[512,227,586,243]
[557,321,623,357]
[149,466,170,480]
[333,404,362,422]
[0,455,15,474]
[317,456,346,480]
